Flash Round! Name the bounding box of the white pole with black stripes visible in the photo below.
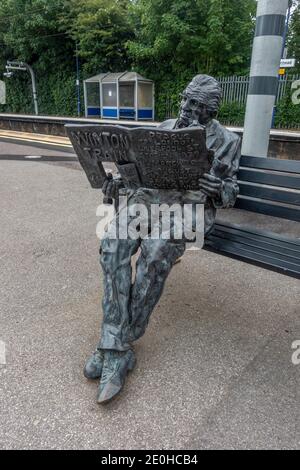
[241,0,290,158]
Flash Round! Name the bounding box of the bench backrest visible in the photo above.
[235,156,300,222]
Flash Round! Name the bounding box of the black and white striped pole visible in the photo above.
[241,0,290,158]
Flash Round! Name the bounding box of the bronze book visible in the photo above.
[66,124,213,191]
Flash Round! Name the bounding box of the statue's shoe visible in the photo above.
[84,349,104,379]
[97,349,136,404]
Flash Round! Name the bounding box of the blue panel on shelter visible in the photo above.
[103,108,118,118]
[138,109,153,119]
[119,108,136,119]
[87,107,101,116]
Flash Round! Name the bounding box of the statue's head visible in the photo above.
[177,74,222,128]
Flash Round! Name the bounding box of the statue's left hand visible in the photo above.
[102,173,123,200]
[199,173,223,198]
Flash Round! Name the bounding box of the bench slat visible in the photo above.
[205,225,300,278]
[238,169,300,190]
[235,198,300,222]
[207,234,300,268]
[205,237,300,278]
[214,222,300,247]
[241,155,300,174]
[212,228,300,260]
[239,182,300,206]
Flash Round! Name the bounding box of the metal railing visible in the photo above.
[164,74,300,129]
[218,75,249,104]
[218,74,300,104]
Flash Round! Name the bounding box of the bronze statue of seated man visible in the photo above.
[84,74,241,404]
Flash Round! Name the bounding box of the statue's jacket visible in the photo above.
[116,119,241,236]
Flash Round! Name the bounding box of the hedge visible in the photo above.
[1,72,300,129]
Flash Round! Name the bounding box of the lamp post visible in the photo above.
[75,44,81,117]
[5,60,39,115]
[281,0,293,60]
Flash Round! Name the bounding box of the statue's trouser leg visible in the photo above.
[128,238,186,342]
[98,236,140,352]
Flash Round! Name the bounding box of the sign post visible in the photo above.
[280,58,296,68]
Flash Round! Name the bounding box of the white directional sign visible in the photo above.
[0,80,6,104]
[280,58,296,68]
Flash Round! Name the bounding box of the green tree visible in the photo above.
[63,0,134,75]
[288,1,300,72]
[127,0,256,77]
[0,0,78,115]
[205,0,256,75]
[127,0,256,119]
[0,0,73,70]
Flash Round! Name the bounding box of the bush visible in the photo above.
[0,67,80,117]
[275,92,300,129]
[218,102,246,127]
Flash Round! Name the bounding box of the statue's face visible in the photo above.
[177,87,211,128]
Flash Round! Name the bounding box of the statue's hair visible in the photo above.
[185,74,222,116]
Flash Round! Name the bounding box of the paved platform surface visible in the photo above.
[0,141,299,450]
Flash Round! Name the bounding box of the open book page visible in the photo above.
[66,124,213,190]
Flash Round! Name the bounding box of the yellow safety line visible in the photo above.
[0,131,72,149]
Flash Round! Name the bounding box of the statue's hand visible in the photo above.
[102,173,123,200]
[199,173,223,199]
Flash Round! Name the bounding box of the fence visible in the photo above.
[219,74,300,105]
[164,74,300,129]
[218,76,249,104]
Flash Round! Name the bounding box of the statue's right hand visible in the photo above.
[102,173,121,200]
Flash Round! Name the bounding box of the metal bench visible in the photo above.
[205,156,300,279]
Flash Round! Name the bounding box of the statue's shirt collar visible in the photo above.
[205,119,218,137]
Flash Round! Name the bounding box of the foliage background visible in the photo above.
[0,0,299,127]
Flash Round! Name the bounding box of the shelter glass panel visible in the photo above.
[103,83,117,107]
[86,82,100,107]
[138,83,153,108]
[119,83,135,107]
